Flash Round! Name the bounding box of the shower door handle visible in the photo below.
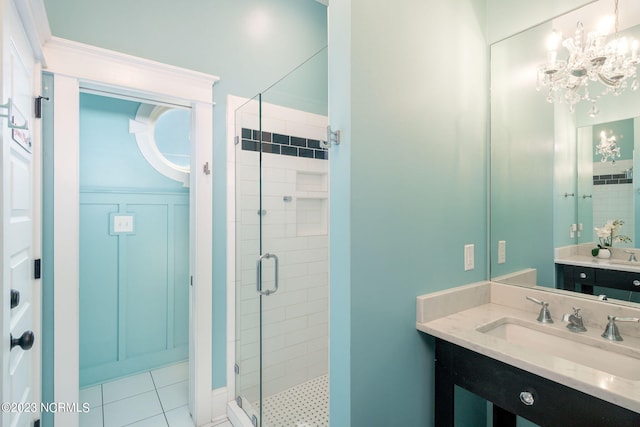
[256,253,279,296]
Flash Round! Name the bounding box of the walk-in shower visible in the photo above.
[233,46,329,427]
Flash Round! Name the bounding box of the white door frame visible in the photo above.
[43,37,218,427]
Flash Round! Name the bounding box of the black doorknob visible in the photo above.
[11,331,34,351]
[10,289,20,309]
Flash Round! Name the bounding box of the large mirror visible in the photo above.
[490,0,640,306]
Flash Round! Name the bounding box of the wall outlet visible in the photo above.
[464,244,474,271]
[498,240,506,264]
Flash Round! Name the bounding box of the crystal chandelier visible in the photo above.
[595,129,621,163]
[537,0,640,116]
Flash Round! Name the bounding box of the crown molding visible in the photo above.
[42,37,220,105]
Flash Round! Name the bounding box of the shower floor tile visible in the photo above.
[256,374,329,427]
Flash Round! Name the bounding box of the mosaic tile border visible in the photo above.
[593,174,633,185]
[241,128,328,160]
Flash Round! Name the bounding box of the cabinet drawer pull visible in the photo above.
[519,391,535,406]
[579,273,587,279]
[634,280,640,287]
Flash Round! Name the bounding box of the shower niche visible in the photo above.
[296,171,328,237]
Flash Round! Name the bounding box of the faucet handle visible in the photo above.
[572,307,582,316]
[526,296,546,306]
[601,315,640,341]
[624,250,638,262]
[526,296,553,323]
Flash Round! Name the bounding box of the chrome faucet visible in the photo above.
[526,296,553,323]
[564,307,587,332]
[601,315,640,341]
[624,250,638,262]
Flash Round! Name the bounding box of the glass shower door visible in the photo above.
[235,46,329,427]
[235,93,290,427]
[234,95,262,425]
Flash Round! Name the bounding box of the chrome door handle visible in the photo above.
[256,253,279,296]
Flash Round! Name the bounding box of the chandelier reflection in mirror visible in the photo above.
[536,0,639,116]
[595,129,621,164]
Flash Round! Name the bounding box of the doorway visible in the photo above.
[77,92,192,426]
[44,39,217,427]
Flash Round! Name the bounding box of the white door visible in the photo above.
[1,1,39,427]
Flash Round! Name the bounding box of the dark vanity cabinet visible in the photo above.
[434,338,640,427]
[558,264,640,295]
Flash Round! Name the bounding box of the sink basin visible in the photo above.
[477,318,640,380]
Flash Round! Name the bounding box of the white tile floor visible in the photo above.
[78,361,214,427]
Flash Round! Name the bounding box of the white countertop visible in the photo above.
[556,254,640,273]
[555,244,640,273]
[416,281,640,412]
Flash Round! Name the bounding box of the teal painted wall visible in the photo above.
[78,93,189,386]
[43,0,328,390]
[486,0,593,44]
[41,72,55,427]
[490,22,556,286]
[329,0,488,425]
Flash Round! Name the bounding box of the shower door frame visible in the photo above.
[45,38,219,427]
[227,94,330,426]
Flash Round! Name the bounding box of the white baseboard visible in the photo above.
[211,387,229,423]
[227,401,254,427]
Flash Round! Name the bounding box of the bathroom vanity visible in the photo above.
[555,252,640,295]
[417,282,640,426]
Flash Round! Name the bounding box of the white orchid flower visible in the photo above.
[594,226,611,238]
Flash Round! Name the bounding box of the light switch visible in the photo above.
[464,244,474,271]
[113,215,134,233]
[498,240,506,264]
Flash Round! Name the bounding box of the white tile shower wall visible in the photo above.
[592,159,634,247]
[235,101,328,403]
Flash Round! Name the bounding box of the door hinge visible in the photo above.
[234,363,240,374]
[34,96,49,119]
[236,396,243,408]
[190,276,193,287]
[34,419,40,427]
[34,259,41,279]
